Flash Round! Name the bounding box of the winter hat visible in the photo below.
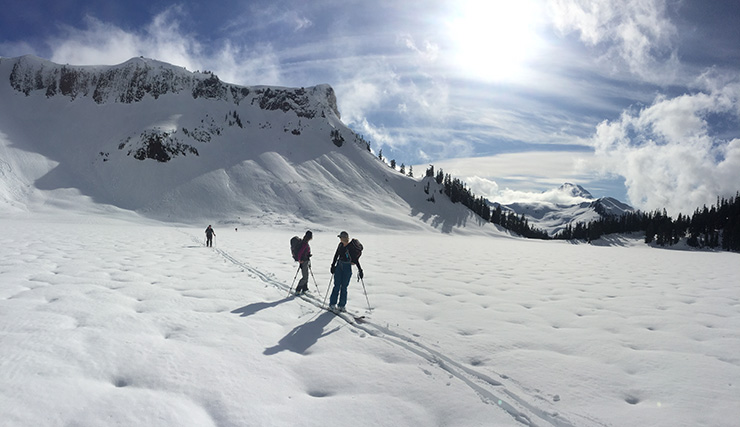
[304,230,313,239]
[337,231,349,239]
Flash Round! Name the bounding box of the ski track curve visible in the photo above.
[186,232,604,427]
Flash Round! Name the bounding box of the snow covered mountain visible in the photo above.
[0,55,492,233]
[494,183,634,236]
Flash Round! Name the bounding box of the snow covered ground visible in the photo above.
[2,208,739,427]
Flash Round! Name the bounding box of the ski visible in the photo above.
[293,291,368,324]
[325,306,367,324]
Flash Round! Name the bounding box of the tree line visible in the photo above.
[554,193,740,252]
[422,164,739,252]
[424,165,549,239]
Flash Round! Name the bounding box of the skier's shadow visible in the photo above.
[231,298,291,317]
[264,311,338,356]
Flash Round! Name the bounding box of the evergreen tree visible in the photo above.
[435,169,444,185]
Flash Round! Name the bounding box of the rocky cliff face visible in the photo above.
[7,55,340,118]
[4,55,347,164]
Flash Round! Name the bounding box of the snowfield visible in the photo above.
[2,210,738,427]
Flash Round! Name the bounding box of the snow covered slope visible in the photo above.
[0,55,490,233]
[495,183,634,236]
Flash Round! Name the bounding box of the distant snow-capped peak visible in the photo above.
[494,183,633,236]
[557,183,593,199]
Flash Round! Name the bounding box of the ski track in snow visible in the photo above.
[188,231,595,427]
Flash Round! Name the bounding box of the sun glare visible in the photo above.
[448,0,540,82]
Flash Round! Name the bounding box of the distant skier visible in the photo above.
[294,230,313,295]
[329,231,363,312]
[205,225,216,247]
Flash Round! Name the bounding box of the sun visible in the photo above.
[448,0,541,82]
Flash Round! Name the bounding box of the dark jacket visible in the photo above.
[331,239,362,271]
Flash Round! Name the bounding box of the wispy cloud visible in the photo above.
[44,7,283,86]
[548,0,680,84]
[416,151,605,201]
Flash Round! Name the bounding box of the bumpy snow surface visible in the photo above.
[1,209,739,427]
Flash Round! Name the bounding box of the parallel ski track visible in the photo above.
[190,233,605,427]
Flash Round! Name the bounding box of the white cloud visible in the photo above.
[420,152,593,182]
[416,151,602,203]
[497,186,593,205]
[589,85,740,215]
[548,0,679,84]
[45,7,283,86]
[0,40,37,58]
[466,176,500,199]
[462,176,597,206]
[287,13,313,32]
[399,33,439,63]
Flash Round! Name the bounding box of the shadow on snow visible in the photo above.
[263,311,338,356]
[231,298,292,318]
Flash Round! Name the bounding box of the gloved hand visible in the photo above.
[358,269,364,279]
[330,265,336,274]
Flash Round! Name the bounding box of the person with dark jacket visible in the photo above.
[329,231,363,312]
[205,225,216,247]
[294,230,312,295]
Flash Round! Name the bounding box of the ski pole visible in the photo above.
[322,275,334,308]
[359,277,371,312]
[308,264,321,294]
[287,264,301,297]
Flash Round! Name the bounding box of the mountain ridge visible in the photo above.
[6,54,341,119]
[0,55,497,235]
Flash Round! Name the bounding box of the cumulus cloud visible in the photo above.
[548,1,740,214]
[589,83,740,215]
[465,176,597,207]
[548,0,679,83]
[497,186,593,205]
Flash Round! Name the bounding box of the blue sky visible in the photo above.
[2,0,740,214]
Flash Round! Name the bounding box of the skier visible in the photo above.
[205,225,216,247]
[329,231,363,312]
[294,230,313,295]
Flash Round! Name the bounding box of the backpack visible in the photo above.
[290,236,302,261]
[349,239,363,260]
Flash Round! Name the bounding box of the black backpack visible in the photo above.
[349,238,363,260]
[290,236,302,261]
